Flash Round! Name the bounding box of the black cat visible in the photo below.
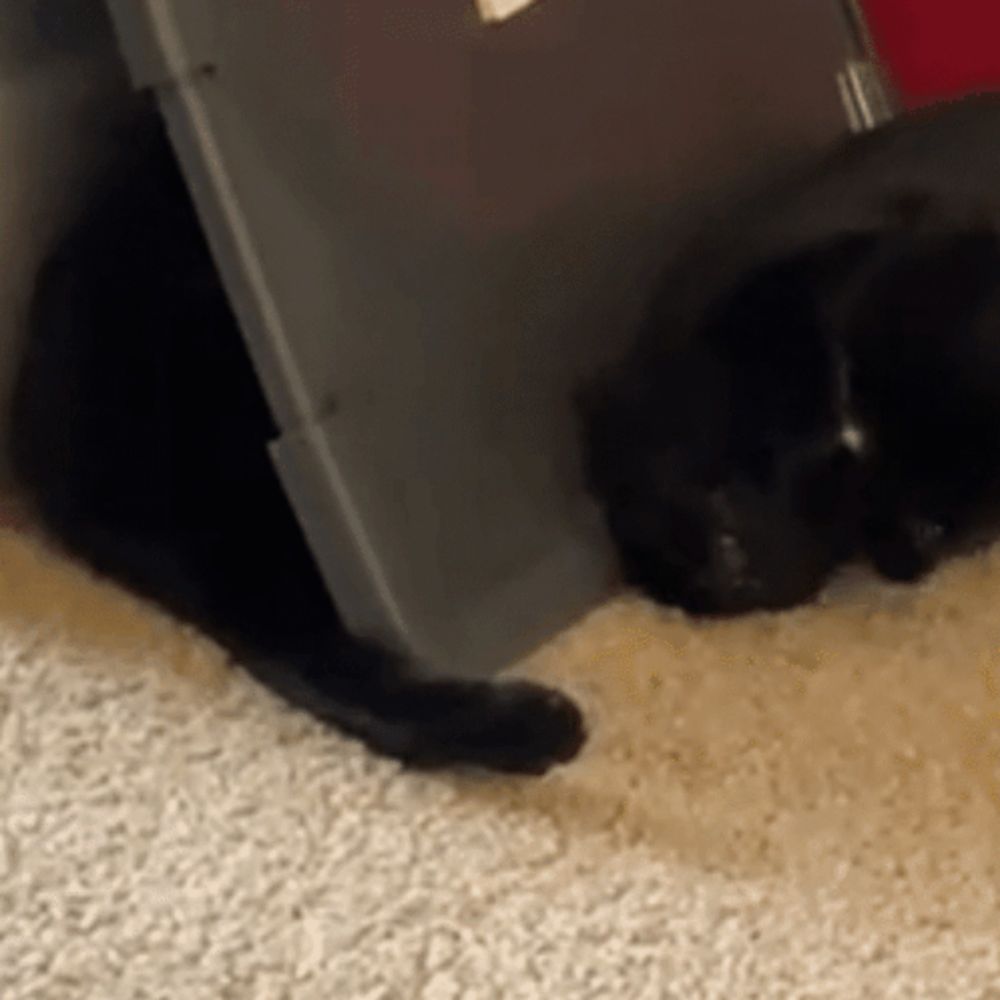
[18,93,1000,774]
[582,94,1000,615]
[7,105,585,774]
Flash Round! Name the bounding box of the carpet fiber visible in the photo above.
[2,525,1000,999]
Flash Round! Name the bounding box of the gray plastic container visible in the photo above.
[102,0,880,676]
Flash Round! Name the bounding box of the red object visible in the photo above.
[860,0,1000,108]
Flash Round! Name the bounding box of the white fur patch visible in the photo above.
[840,422,867,455]
[833,340,868,457]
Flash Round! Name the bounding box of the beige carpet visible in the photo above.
[1,524,999,999]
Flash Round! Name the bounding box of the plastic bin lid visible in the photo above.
[103,0,855,676]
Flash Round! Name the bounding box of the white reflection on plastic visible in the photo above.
[476,0,539,23]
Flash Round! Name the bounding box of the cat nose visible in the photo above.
[702,532,763,603]
[700,528,833,614]
[713,532,749,580]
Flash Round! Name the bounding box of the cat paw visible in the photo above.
[399,680,587,775]
[867,515,944,582]
[468,681,587,775]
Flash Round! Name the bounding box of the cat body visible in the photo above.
[0,0,125,486]
[16,92,1000,771]
[8,106,584,774]
[582,94,1000,613]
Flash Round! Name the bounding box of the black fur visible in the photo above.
[8,107,585,774]
[582,95,1000,614]
[18,94,1000,771]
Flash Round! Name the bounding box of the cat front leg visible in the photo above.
[864,512,946,582]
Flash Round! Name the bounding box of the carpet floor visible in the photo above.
[2,524,999,999]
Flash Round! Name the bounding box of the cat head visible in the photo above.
[581,226,1000,614]
[580,244,868,614]
[581,377,865,614]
